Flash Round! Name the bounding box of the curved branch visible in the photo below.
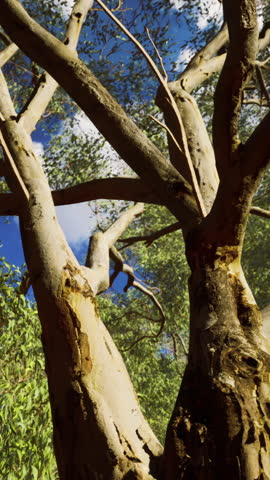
[95,0,206,217]
[84,203,144,295]
[0,177,161,216]
[119,221,181,249]
[109,245,166,349]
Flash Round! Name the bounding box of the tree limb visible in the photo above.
[0,42,18,68]
[119,204,270,249]
[18,0,94,134]
[177,23,228,93]
[119,221,181,249]
[84,203,144,295]
[242,110,270,180]
[213,0,259,173]
[0,176,161,215]
[250,206,270,219]
[0,71,29,200]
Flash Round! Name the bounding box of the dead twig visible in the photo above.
[119,221,181,249]
[109,245,166,351]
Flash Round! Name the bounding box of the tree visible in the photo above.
[1,0,270,478]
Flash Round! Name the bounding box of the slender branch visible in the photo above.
[110,246,166,344]
[175,332,188,357]
[149,114,184,155]
[145,27,168,82]
[250,206,270,219]
[119,204,270,249]
[0,129,29,201]
[0,71,29,201]
[95,0,206,217]
[110,245,166,326]
[119,221,181,249]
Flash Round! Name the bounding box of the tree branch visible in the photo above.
[0,71,29,200]
[213,0,259,173]
[18,0,94,134]
[250,206,270,219]
[109,245,166,351]
[84,203,144,295]
[95,0,206,217]
[242,110,270,179]
[177,23,228,93]
[0,42,18,68]
[0,176,161,216]
[119,221,181,249]
[0,0,200,227]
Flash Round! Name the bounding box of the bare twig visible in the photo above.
[109,245,166,351]
[250,206,270,219]
[149,114,184,154]
[175,332,188,356]
[145,27,168,81]
[119,221,181,249]
[95,0,206,217]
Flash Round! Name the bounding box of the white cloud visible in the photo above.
[175,46,196,69]
[70,111,128,176]
[170,0,185,9]
[43,0,74,21]
[56,202,96,246]
[196,1,223,30]
[32,141,44,161]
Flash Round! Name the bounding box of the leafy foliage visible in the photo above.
[0,258,57,479]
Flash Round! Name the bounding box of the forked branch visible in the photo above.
[18,0,94,134]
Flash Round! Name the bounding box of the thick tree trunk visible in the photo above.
[20,215,162,480]
[161,233,270,479]
[0,106,162,479]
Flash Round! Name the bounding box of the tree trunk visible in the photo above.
[0,110,162,479]
[161,230,270,479]
[20,213,162,480]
